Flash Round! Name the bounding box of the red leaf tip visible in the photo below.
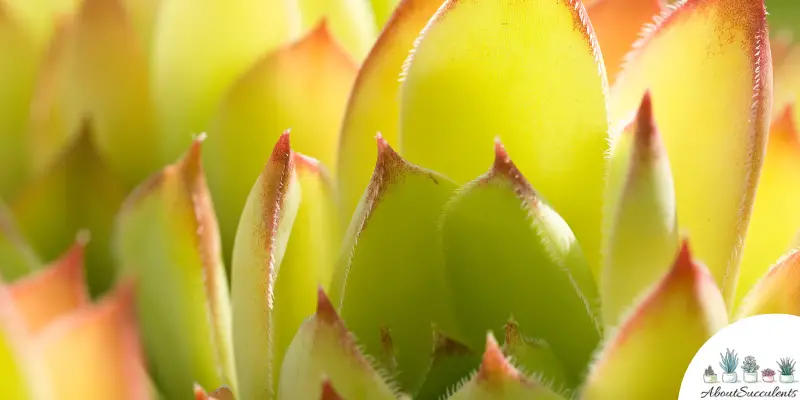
[375,133,404,168]
[477,333,519,383]
[269,130,294,164]
[630,91,664,158]
[320,378,343,400]
[771,104,800,148]
[316,286,339,324]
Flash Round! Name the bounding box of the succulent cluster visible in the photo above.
[0,0,799,399]
[763,368,776,377]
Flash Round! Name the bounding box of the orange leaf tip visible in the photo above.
[477,333,520,384]
[270,130,294,164]
[320,378,343,400]
[631,92,662,157]
[771,104,799,148]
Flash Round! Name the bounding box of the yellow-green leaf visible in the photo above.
[581,241,728,399]
[337,0,443,221]
[439,141,599,387]
[36,280,152,400]
[115,137,236,399]
[151,0,301,164]
[205,24,356,259]
[416,329,481,399]
[773,43,800,125]
[298,1,376,60]
[399,0,610,276]
[601,93,678,328]
[369,0,401,29]
[232,133,340,399]
[0,291,39,400]
[62,0,159,187]
[734,106,800,309]
[737,249,800,318]
[10,125,127,296]
[277,288,400,400]
[587,0,662,80]
[334,137,459,393]
[446,334,566,400]
[609,0,773,305]
[501,320,568,393]
[0,202,40,281]
[7,241,87,333]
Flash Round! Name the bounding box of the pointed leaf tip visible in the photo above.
[320,379,343,400]
[316,286,338,324]
[478,333,519,383]
[272,130,293,160]
[490,140,532,191]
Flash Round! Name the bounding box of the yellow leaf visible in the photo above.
[733,106,800,309]
[738,250,800,318]
[205,23,356,258]
[298,0,376,60]
[337,0,443,221]
[609,0,772,305]
[582,241,728,398]
[151,0,301,163]
[399,0,610,277]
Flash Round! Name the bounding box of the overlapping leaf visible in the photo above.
[0,202,40,281]
[298,0,376,60]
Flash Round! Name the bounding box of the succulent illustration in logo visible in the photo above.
[743,356,760,383]
[778,358,796,383]
[762,368,776,383]
[720,349,740,383]
[704,365,718,383]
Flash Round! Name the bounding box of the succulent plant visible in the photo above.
[720,349,740,374]
[705,366,716,377]
[743,356,759,374]
[763,368,776,377]
[778,358,797,376]
[0,0,800,399]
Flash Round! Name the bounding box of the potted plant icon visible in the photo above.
[720,349,739,383]
[778,358,796,383]
[704,366,718,383]
[743,356,759,383]
[762,368,776,383]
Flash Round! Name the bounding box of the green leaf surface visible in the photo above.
[399,0,610,276]
[415,330,481,400]
[277,288,400,400]
[0,202,40,281]
[501,320,569,393]
[334,137,460,393]
[115,137,236,399]
[439,142,600,387]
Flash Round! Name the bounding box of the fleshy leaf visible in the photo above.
[298,1,376,60]
[734,106,800,309]
[0,2,38,197]
[115,136,236,399]
[446,334,566,400]
[0,288,41,400]
[439,141,599,387]
[122,0,160,57]
[773,45,800,137]
[581,241,728,398]
[151,0,300,164]
[194,384,235,400]
[277,288,399,400]
[232,133,341,399]
[737,250,800,318]
[369,0,401,29]
[62,0,159,186]
[399,0,610,275]
[205,24,356,258]
[609,0,773,304]
[415,328,481,399]
[8,240,87,333]
[10,124,127,296]
[501,320,569,393]
[0,202,40,281]
[601,93,678,328]
[334,136,459,392]
[586,0,662,80]
[36,280,151,399]
[337,0,443,221]
[321,379,344,400]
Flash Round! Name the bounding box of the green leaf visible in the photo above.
[0,202,39,281]
[337,0,444,222]
[204,24,356,261]
[415,329,481,399]
[446,334,566,400]
[115,137,236,399]
[231,133,340,399]
[399,0,610,276]
[501,320,569,393]
[601,93,679,328]
[333,136,460,393]
[277,288,400,400]
[439,141,600,387]
[151,0,301,164]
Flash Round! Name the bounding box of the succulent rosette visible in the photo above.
[1,0,800,399]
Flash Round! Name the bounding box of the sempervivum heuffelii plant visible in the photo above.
[2,0,800,399]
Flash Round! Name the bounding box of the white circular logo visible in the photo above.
[679,314,800,399]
